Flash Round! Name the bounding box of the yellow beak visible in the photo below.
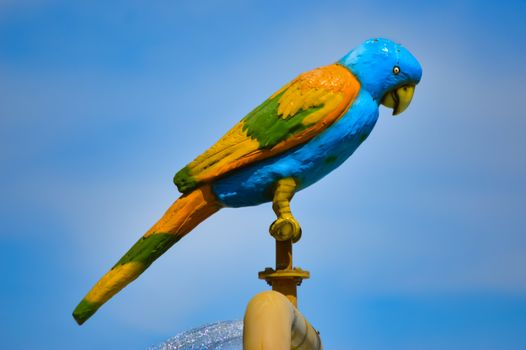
[381,84,415,115]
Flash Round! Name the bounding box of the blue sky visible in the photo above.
[1,0,525,349]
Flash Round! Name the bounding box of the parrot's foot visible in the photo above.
[269,216,302,242]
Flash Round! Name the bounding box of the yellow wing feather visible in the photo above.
[174,64,360,193]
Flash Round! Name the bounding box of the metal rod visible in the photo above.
[273,239,297,306]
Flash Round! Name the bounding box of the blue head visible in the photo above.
[339,38,422,115]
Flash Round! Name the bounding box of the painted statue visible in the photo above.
[73,38,422,324]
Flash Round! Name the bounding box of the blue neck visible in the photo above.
[338,48,394,102]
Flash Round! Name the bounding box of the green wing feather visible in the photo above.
[174,64,360,193]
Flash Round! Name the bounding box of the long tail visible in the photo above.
[72,185,222,325]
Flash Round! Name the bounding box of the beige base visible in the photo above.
[243,291,322,350]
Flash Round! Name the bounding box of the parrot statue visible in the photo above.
[73,38,422,325]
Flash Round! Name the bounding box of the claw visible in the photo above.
[270,216,302,242]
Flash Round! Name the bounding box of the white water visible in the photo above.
[149,320,243,350]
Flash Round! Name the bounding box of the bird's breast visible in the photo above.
[212,90,379,207]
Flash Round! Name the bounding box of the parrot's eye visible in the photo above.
[393,66,400,75]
